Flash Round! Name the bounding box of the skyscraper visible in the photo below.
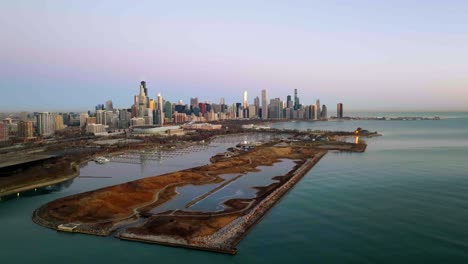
[36,112,54,136]
[96,110,107,125]
[164,101,173,120]
[287,95,293,109]
[321,105,328,119]
[337,103,344,118]
[243,91,248,108]
[254,96,260,117]
[315,100,321,120]
[156,93,164,126]
[105,100,114,111]
[190,98,199,108]
[294,89,300,110]
[261,89,268,120]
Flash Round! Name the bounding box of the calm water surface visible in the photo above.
[1,113,468,263]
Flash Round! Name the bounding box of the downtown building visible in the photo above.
[36,112,55,136]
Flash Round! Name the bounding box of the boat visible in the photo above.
[94,157,110,164]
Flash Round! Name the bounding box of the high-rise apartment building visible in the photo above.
[36,112,54,136]
[261,89,268,119]
[54,115,65,130]
[337,103,343,118]
[18,120,34,139]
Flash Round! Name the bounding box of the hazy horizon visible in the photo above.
[1,1,467,111]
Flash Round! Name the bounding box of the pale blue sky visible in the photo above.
[1,0,467,111]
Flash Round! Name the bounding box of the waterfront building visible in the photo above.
[321,105,328,119]
[315,100,321,120]
[261,89,268,119]
[79,113,89,127]
[269,98,283,120]
[337,103,344,118]
[18,120,34,139]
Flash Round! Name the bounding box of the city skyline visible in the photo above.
[1,1,468,111]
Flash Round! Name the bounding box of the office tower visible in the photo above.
[286,95,293,108]
[269,98,282,119]
[95,104,104,111]
[96,110,107,125]
[190,97,199,108]
[105,100,114,110]
[54,115,65,130]
[198,103,207,116]
[243,91,248,108]
[148,99,156,110]
[294,89,300,110]
[138,83,148,118]
[164,101,173,120]
[118,109,130,128]
[0,123,7,141]
[315,100,321,120]
[79,113,89,127]
[141,81,148,97]
[156,93,164,126]
[310,105,316,120]
[18,120,34,139]
[261,89,268,119]
[36,112,54,136]
[321,105,328,119]
[337,103,344,118]
[235,103,242,118]
[248,105,256,119]
[220,97,225,105]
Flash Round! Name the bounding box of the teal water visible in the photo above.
[1,113,468,263]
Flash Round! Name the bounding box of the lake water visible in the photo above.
[1,112,468,263]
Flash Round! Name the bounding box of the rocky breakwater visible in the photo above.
[191,152,327,253]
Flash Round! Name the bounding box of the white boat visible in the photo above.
[94,157,110,164]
